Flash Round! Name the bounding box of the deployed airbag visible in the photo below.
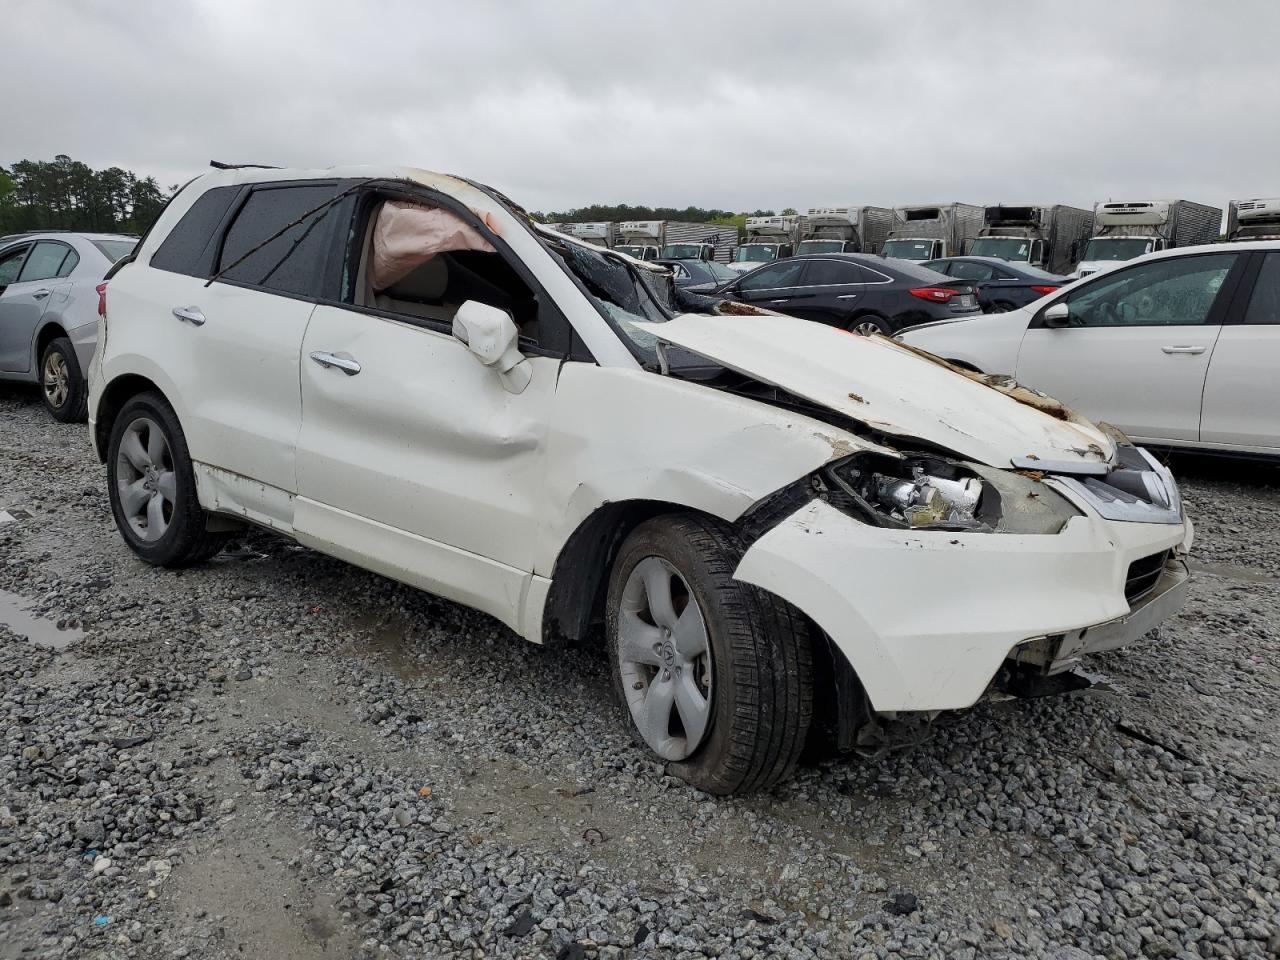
[371,201,496,291]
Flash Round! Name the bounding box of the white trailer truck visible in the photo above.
[968,205,1094,275]
[796,206,895,256]
[880,203,985,261]
[1074,200,1223,278]
[559,222,617,248]
[1226,198,1280,242]
[613,221,738,263]
[726,215,806,273]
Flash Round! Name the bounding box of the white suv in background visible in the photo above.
[897,243,1280,456]
[0,232,136,420]
[89,165,1192,794]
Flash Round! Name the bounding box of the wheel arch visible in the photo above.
[35,321,70,361]
[93,373,167,462]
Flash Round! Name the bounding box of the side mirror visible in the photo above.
[1043,302,1070,328]
[452,300,532,394]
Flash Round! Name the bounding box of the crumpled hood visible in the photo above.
[642,313,1116,468]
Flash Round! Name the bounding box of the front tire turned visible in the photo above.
[606,514,813,795]
[106,391,231,567]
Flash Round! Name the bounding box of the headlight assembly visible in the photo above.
[820,453,1080,535]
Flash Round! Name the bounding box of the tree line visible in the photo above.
[0,155,171,237]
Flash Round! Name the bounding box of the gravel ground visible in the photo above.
[1,381,1278,960]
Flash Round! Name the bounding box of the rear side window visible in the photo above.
[56,249,80,277]
[150,186,241,277]
[804,259,864,286]
[217,183,347,298]
[1243,252,1280,325]
[18,241,72,283]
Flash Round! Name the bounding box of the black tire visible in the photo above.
[39,337,88,423]
[606,514,813,795]
[848,313,890,336]
[106,391,231,567]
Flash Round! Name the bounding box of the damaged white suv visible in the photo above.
[89,166,1192,794]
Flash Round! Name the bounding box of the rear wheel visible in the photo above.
[849,314,889,336]
[106,392,231,567]
[606,514,812,795]
[39,338,87,423]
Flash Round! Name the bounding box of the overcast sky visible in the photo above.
[6,1,1279,213]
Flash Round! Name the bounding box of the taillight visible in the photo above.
[96,282,108,317]
[1029,285,1060,295]
[909,286,957,303]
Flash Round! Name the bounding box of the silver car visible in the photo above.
[0,232,137,421]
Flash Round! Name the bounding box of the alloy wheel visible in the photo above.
[115,417,176,542]
[616,556,714,761]
[852,319,884,336]
[42,352,70,409]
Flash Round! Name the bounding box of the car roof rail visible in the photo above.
[209,160,280,170]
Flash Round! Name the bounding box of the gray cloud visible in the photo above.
[5,0,1278,213]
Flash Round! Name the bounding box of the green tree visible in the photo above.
[0,155,174,236]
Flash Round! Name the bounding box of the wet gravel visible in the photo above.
[1,383,1278,959]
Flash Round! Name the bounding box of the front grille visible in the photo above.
[1125,550,1170,604]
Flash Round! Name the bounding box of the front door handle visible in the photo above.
[310,351,361,375]
[31,288,52,300]
[769,298,790,304]
[837,294,860,300]
[172,306,206,326]
[1161,345,1206,355]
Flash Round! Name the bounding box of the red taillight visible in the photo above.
[96,282,108,317]
[1029,285,1060,295]
[909,286,957,303]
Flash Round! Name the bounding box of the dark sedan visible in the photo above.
[654,258,740,294]
[921,256,1066,313]
[713,253,980,335]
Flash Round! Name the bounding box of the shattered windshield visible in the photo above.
[1082,238,1152,262]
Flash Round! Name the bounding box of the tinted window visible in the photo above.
[0,245,30,285]
[738,259,806,291]
[18,241,71,283]
[218,183,346,297]
[151,186,241,277]
[921,260,953,275]
[1062,254,1235,328]
[804,259,864,286]
[949,261,997,282]
[56,248,80,277]
[1243,252,1280,325]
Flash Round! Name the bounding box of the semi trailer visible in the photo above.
[613,221,738,263]
[968,204,1094,275]
[1074,200,1222,278]
[726,215,807,273]
[559,222,618,248]
[1226,198,1280,241]
[795,206,894,256]
[880,203,984,261]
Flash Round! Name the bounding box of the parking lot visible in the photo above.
[0,381,1276,959]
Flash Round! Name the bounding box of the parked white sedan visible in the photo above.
[89,165,1192,794]
[897,242,1280,456]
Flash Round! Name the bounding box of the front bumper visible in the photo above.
[734,497,1191,712]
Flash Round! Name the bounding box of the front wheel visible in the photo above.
[606,514,812,795]
[40,338,88,423]
[106,391,231,567]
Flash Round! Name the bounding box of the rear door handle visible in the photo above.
[31,288,51,300]
[310,351,361,375]
[837,294,860,300]
[1161,345,1205,355]
[769,298,790,304]
[172,306,206,326]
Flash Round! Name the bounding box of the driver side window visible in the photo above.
[1062,254,1236,327]
[0,245,30,287]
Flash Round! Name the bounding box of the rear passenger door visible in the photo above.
[0,241,75,373]
[133,179,353,522]
[729,259,809,312]
[795,259,867,327]
[1199,251,1280,451]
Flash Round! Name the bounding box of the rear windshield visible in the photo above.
[91,238,138,263]
[880,257,952,283]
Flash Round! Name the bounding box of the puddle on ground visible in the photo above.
[344,610,429,682]
[0,589,83,650]
[1189,560,1280,584]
